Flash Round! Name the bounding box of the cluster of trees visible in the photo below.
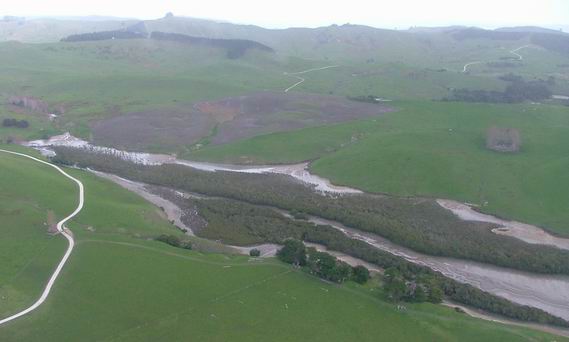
[306,247,353,283]
[61,30,147,42]
[2,118,29,128]
[185,195,566,326]
[301,227,568,326]
[155,234,192,250]
[446,76,552,103]
[61,22,149,42]
[277,239,308,266]
[51,147,569,277]
[383,267,442,303]
[277,239,370,284]
[59,26,274,60]
[150,32,274,59]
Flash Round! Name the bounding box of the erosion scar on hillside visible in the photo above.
[90,92,392,151]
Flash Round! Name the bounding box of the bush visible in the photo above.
[306,248,352,283]
[155,234,192,250]
[290,209,309,220]
[277,239,307,266]
[2,118,29,128]
[351,265,371,284]
[249,248,261,257]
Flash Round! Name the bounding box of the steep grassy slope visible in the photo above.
[0,146,565,341]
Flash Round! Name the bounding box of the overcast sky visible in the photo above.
[2,0,568,29]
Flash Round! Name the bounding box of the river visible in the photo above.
[26,133,569,322]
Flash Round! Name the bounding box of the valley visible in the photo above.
[1,12,569,341]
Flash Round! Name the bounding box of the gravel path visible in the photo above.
[0,149,83,326]
[283,65,339,92]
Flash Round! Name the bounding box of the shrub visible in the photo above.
[155,234,192,250]
[249,248,261,257]
[2,118,29,128]
[351,265,371,284]
[306,248,352,283]
[290,209,309,220]
[277,239,307,266]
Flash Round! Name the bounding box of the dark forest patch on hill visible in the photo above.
[150,31,274,59]
[61,21,148,42]
[61,30,147,42]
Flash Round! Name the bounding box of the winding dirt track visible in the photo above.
[0,149,83,326]
[461,44,531,73]
[283,65,339,92]
[462,61,483,73]
[510,45,530,61]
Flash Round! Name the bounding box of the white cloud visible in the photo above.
[1,0,567,29]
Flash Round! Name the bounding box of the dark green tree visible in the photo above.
[351,265,371,284]
[277,239,307,266]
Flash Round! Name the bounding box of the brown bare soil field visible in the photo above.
[90,91,392,151]
[91,108,215,151]
[206,92,393,144]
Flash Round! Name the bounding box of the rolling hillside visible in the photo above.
[1,147,562,341]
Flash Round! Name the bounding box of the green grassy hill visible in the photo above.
[1,30,566,141]
[1,22,568,236]
[190,100,569,235]
[2,16,569,340]
[0,147,565,341]
[0,18,137,43]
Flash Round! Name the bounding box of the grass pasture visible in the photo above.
[1,34,567,147]
[0,238,563,342]
[190,100,569,235]
[0,151,73,317]
[0,146,565,341]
